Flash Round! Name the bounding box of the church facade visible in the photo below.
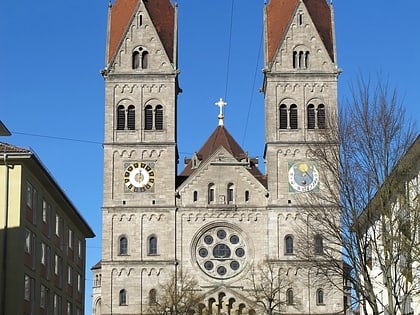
[92,0,345,314]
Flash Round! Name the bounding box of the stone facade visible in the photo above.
[92,1,345,314]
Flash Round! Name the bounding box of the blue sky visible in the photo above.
[0,0,419,313]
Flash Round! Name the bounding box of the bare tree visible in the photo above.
[146,269,208,315]
[295,76,418,315]
[245,258,294,315]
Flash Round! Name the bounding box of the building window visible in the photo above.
[117,105,125,130]
[119,236,128,255]
[132,51,140,69]
[55,213,63,237]
[54,294,62,315]
[25,229,32,254]
[149,289,157,305]
[67,301,73,315]
[40,285,49,309]
[286,288,294,305]
[285,235,294,254]
[67,265,73,286]
[155,105,163,130]
[26,181,38,224]
[145,105,153,130]
[24,274,32,301]
[227,183,234,204]
[148,236,157,255]
[307,104,315,129]
[208,183,215,204]
[41,242,48,265]
[78,239,83,258]
[127,105,135,130]
[317,104,326,129]
[279,104,288,129]
[77,273,82,292]
[42,199,50,223]
[68,228,74,249]
[245,190,250,202]
[119,289,127,306]
[290,104,298,129]
[141,51,149,69]
[293,50,310,69]
[314,234,324,255]
[193,191,198,202]
[316,289,324,304]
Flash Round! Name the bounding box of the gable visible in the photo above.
[177,146,267,208]
[265,0,334,69]
[106,0,175,71]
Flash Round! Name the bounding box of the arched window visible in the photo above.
[280,104,288,129]
[132,51,140,69]
[148,236,157,255]
[117,105,125,130]
[119,289,127,305]
[149,289,157,305]
[314,234,324,255]
[285,235,294,254]
[227,183,234,204]
[119,236,128,255]
[127,105,135,130]
[290,104,298,129]
[144,105,153,130]
[307,104,315,129]
[286,288,294,305]
[141,51,149,69]
[193,191,198,202]
[155,105,163,130]
[208,183,215,204]
[305,51,310,68]
[245,190,250,202]
[292,51,297,69]
[316,289,324,304]
[317,104,325,129]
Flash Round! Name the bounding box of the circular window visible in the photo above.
[194,225,248,280]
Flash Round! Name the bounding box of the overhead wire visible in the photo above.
[10,131,102,145]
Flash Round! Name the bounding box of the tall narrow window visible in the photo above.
[317,104,326,129]
[127,105,135,130]
[132,51,140,69]
[149,289,157,305]
[141,51,149,69]
[155,105,163,130]
[245,190,250,202]
[227,184,234,204]
[285,235,294,254]
[280,104,288,129]
[119,289,127,305]
[292,51,297,69]
[305,51,310,68]
[193,191,198,202]
[307,104,315,129]
[314,234,323,255]
[208,184,215,204]
[290,104,298,129]
[148,236,157,255]
[144,105,153,130]
[286,289,294,305]
[117,105,125,130]
[119,237,128,255]
[316,289,324,304]
[298,51,304,68]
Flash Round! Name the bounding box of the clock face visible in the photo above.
[124,162,155,192]
[288,161,319,192]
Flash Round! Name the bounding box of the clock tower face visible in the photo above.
[288,161,319,192]
[124,162,155,192]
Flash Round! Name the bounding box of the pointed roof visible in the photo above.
[180,126,266,185]
[266,0,334,64]
[107,0,175,64]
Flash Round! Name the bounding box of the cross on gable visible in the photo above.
[215,98,227,126]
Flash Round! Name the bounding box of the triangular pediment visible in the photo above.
[265,0,335,72]
[106,0,175,72]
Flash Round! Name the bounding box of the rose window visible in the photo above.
[194,225,247,279]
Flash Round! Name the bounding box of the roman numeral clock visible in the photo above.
[124,161,156,192]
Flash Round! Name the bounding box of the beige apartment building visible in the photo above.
[93,0,346,314]
[0,141,95,315]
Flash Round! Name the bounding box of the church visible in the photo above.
[92,0,346,314]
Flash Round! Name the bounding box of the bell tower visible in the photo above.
[100,0,179,313]
[263,0,340,204]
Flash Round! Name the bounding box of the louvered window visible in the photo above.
[144,105,153,130]
[307,104,315,129]
[290,104,298,129]
[317,104,325,129]
[155,105,163,130]
[117,105,125,130]
[127,105,135,130]
[280,104,287,129]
